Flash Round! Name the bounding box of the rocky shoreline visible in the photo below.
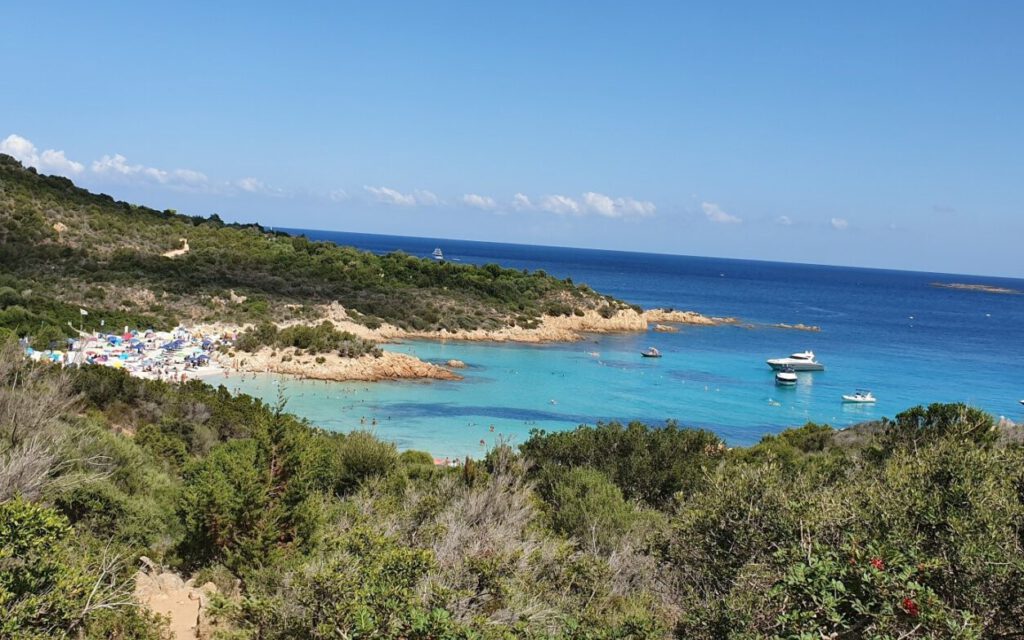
[214,348,461,383]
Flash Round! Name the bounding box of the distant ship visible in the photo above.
[432,247,444,261]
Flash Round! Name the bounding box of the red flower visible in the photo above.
[902,597,920,617]
[870,557,885,571]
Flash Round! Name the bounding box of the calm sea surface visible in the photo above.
[207,230,1024,458]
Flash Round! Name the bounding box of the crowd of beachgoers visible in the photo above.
[22,326,231,382]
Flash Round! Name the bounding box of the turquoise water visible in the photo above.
[205,231,1024,458]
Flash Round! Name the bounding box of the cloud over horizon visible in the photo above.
[364,185,440,207]
[5,132,657,224]
[508,191,655,218]
[831,217,849,230]
[2,132,290,197]
[1,134,84,177]
[702,202,742,224]
[462,193,497,210]
[91,153,209,190]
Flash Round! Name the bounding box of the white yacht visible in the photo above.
[842,390,876,403]
[766,350,824,372]
[432,247,444,261]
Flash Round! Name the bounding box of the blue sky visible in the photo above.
[2,2,1022,277]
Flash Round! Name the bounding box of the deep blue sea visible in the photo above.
[208,230,1024,458]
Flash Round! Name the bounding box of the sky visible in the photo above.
[2,2,1023,277]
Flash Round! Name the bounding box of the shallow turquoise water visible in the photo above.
[206,325,1020,459]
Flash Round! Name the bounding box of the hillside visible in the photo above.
[0,154,629,343]
[2,338,1023,638]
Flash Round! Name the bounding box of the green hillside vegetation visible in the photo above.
[0,155,628,344]
[233,321,382,358]
[3,338,1022,638]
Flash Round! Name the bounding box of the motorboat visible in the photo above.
[766,350,824,371]
[432,247,444,261]
[775,366,797,386]
[842,390,876,403]
[641,347,662,358]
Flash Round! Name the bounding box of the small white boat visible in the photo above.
[432,247,444,261]
[641,347,662,358]
[775,366,797,386]
[842,390,876,403]
[767,350,824,372]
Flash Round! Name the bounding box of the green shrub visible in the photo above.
[547,467,637,553]
[523,420,724,507]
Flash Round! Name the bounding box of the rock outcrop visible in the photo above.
[770,322,821,332]
[134,557,221,639]
[643,309,739,326]
[220,349,461,382]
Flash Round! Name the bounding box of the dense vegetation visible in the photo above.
[0,155,627,346]
[3,335,1022,638]
[233,320,382,358]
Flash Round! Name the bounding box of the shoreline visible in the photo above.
[193,304,820,384]
[211,348,461,383]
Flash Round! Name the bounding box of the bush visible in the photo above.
[547,467,637,553]
[0,497,168,638]
[331,431,399,496]
[523,421,724,507]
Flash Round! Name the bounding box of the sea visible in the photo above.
[206,230,1024,459]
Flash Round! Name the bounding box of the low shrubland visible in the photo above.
[2,335,1022,638]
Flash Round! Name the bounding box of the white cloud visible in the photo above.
[235,177,265,193]
[462,193,497,210]
[775,215,793,226]
[2,133,293,198]
[831,217,849,231]
[363,185,439,206]
[329,188,349,202]
[582,192,617,217]
[92,153,208,189]
[512,193,533,210]
[580,192,656,218]
[539,194,582,215]
[233,176,287,197]
[1,134,84,176]
[701,202,742,224]
[363,185,416,206]
[413,189,440,206]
